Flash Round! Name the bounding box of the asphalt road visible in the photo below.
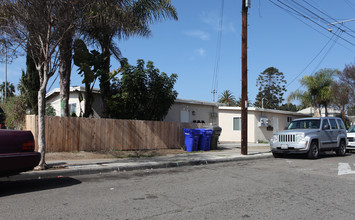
[2,152,355,219]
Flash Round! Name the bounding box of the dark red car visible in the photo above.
[0,130,40,177]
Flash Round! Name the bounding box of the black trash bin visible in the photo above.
[203,126,222,150]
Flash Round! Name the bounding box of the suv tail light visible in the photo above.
[22,140,35,151]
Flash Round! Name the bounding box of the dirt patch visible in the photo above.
[46,149,187,161]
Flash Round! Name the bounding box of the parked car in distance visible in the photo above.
[270,117,347,159]
[347,125,355,151]
[0,130,40,177]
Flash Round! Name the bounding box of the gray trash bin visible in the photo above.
[203,126,222,150]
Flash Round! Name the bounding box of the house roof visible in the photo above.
[46,86,101,99]
[175,98,219,107]
[219,106,311,116]
[297,107,341,115]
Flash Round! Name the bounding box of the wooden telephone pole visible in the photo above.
[241,0,249,155]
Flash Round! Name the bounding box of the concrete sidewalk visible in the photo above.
[1,143,272,181]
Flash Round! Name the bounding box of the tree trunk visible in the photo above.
[37,64,49,170]
[83,81,93,117]
[100,40,111,118]
[342,105,346,122]
[324,103,328,117]
[59,31,73,117]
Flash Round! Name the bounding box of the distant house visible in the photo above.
[164,98,219,125]
[297,107,341,117]
[46,87,219,124]
[46,87,316,143]
[218,106,310,143]
[46,86,103,118]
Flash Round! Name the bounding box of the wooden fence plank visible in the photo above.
[24,116,198,152]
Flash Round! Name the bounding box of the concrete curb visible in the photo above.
[1,153,272,181]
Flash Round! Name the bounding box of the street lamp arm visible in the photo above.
[328,18,355,26]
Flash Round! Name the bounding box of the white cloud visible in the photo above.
[184,30,210,41]
[200,12,220,31]
[200,12,240,36]
[196,48,206,56]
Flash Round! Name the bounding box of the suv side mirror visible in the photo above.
[323,124,330,130]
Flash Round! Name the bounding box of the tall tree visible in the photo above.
[0,0,87,169]
[0,81,15,101]
[331,81,351,122]
[0,95,26,129]
[254,67,287,109]
[73,39,109,117]
[57,0,85,117]
[339,62,355,103]
[81,0,178,118]
[288,69,336,116]
[108,59,178,120]
[18,53,40,114]
[218,90,237,106]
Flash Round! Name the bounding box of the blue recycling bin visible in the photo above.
[183,129,200,152]
[198,129,213,151]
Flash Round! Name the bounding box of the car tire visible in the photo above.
[336,140,346,156]
[272,152,283,158]
[307,141,319,159]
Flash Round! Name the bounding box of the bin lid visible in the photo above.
[203,125,222,132]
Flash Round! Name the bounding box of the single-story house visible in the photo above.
[47,86,319,143]
[297,107,341,117]
[218,106,311,143]
[46,87,219,124]
[164,98,219,125]
[46,86,103,117]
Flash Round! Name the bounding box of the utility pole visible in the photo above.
[5,35,7,102]
[241,0,250,155]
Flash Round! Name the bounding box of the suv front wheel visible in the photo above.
[307,141,319,159]
[336,140,346,156]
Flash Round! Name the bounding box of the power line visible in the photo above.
[300,0,355,37]
[286,31,338,88]
[268,0,355,52]
[274,0,355,47]
[211,0,225,102]
[293,31,341,92]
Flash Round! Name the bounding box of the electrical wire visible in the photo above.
[293,30,341,92]
[274,0,355,47]
[300,0,355,38]
[268,0,355,52]
[344,0,355,13]
[286,31,338,88]
[211,0,224,102]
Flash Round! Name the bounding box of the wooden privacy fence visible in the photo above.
[23,115,201,152]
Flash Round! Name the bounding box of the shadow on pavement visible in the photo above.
[0,177,81,197]
[275,152,352,160]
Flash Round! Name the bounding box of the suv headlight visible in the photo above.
[296,133,305,142]
[270,134,278,143]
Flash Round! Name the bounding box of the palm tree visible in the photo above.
[81,0,178,117]
[57,0,90,117]
[0,81,15,102]
[218,90,237,106]
[288,69,336,116]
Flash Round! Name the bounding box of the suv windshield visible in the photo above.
[349,126,355,133]
[288,119,321,130]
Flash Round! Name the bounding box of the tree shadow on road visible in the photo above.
[277,151,352,160]
[0,177,81,197]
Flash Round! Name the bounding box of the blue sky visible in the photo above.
[1,0,355,105]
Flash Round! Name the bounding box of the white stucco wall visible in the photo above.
[164,99,219,125]
[219,107,310,143]
[46,87,103,118]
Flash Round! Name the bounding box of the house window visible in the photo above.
[287,116,292,122]
[233,117,241,131]
[69,103,77,115]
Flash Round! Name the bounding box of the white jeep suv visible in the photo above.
[270,117,347,159]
